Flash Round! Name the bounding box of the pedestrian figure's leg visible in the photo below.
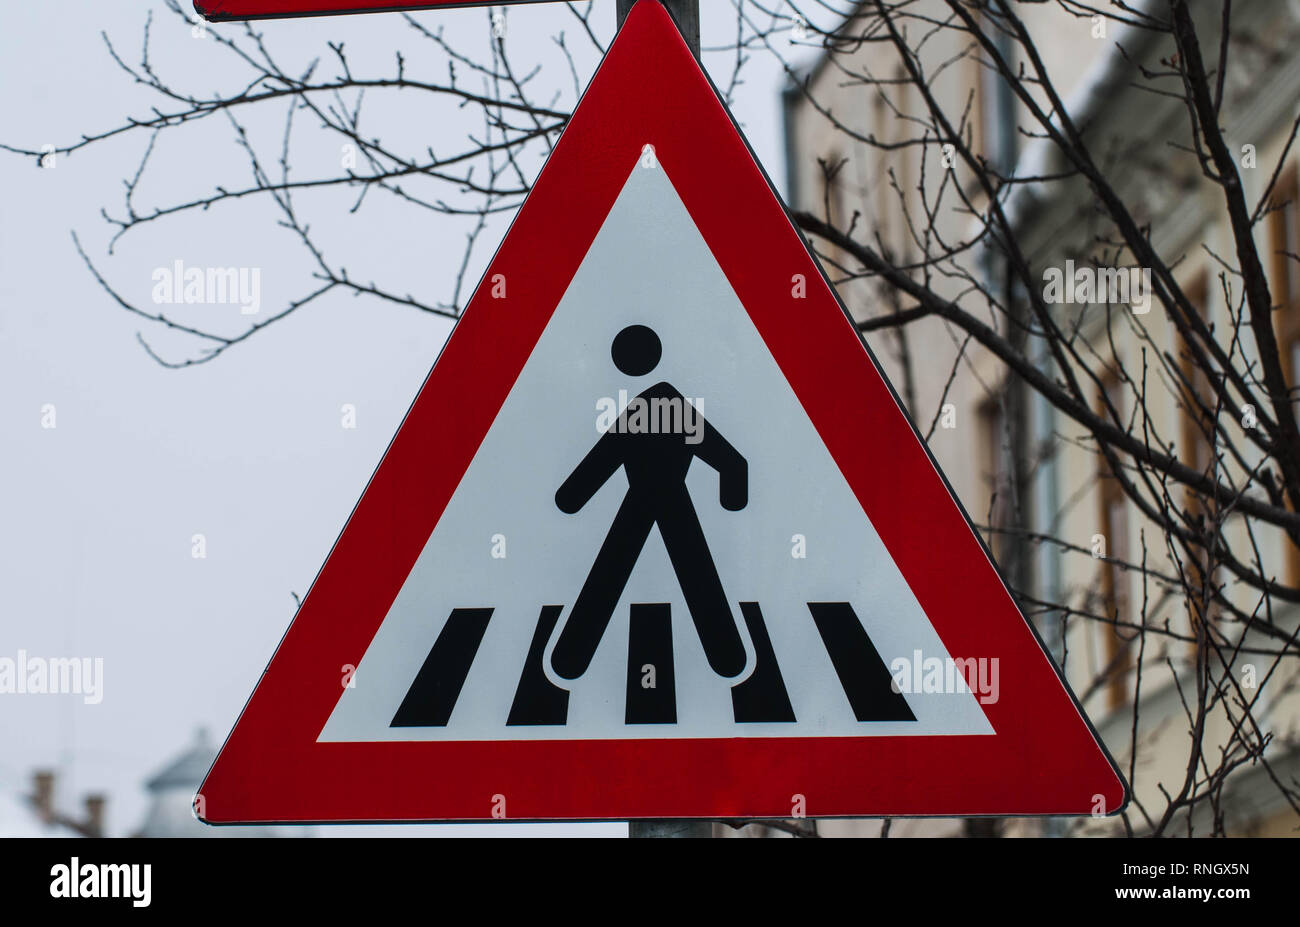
[656,490,747,678]
[551,494,657,680]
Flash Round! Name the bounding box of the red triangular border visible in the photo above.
[199,0,1127,823]
[197,0,525,23]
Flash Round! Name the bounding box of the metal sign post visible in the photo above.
[618,0,704,840]
[617,0,698,58]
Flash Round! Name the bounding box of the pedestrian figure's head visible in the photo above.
[611,324,661,376]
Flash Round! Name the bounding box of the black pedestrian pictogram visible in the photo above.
[387,332,917,733]
[551,324,749,682]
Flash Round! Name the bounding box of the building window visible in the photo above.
[1176,272,1218,655]
[872,88,892,255]
[978,394,1012,563]
[1096,367,1132,710]
[1269,166,1300,584]
[968,10,989,160]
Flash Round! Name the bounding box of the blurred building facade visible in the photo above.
[773,0,1300,837]
[134,728,310,837]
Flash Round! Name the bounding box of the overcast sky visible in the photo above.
[0,0,810,837]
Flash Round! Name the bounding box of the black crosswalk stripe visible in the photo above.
[390,607,493,727]
[507,605,570,726]
[808,602,915,722]
[625,603,677,724]
[390,601,916,728]
[731,602,796,723]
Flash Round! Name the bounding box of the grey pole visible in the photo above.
[629,819,713,838]
[614,0,707,840]
[617,0,700,59]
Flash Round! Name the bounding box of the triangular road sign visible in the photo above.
[199,0,1126,823]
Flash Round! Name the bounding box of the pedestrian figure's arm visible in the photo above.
[694,419,747,511]
[556,432,623,514]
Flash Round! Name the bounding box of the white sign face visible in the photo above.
[320,161,993,744]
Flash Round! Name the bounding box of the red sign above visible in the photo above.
[197,0,1126,825]
[195,0,539,21]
